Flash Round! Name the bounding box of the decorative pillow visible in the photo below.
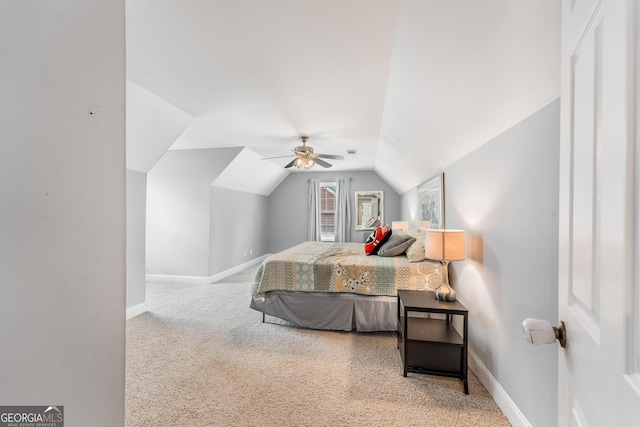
[377,233,416,257]
[364,224,392,255]
[405,230,427,262]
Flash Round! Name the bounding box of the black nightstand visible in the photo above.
[397,290,469,394]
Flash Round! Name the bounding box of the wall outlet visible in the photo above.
[243,250,247,257]
[249,248,253,255]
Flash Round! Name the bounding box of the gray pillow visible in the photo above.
[377,233,416,257]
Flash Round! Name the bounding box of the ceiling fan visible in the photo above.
[263,135,345,169]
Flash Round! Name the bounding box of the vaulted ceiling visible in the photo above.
[125,0,560,194]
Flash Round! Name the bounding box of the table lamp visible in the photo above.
[391,221,409,233]
[424,229,466,301]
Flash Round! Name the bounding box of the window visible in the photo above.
[319,182,336,241]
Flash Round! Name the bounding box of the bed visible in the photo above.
[249,240,443,332]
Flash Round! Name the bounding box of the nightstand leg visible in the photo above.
[463,379,468,394]
[403,307,408,377]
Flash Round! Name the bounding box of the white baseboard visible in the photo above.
[207,254,269,283]
[468,348,531,427]
[145,273,210,284]
[145,254,270,285]
[126,302,147,320]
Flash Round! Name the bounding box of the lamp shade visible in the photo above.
[424,229,466,262]
[391,221,409,233]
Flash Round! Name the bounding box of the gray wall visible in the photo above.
[127,169,147,309]
[146,147,241,276]
[209,187,269,275]
[268,170,401,253]
[0,1,126,425]
[402,99,560,426]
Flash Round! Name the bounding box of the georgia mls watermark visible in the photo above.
[0,406,63,427]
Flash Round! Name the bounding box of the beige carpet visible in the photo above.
[125,264,511,427]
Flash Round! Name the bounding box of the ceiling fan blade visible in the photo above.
[315,158,333,168]
[262,155,295,160]
[284,158,297,168]
[315,153,344,160]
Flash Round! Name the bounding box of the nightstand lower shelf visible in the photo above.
[397,290,469,394]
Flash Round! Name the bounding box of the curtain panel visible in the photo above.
[307,179,321,241]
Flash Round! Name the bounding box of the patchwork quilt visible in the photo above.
[251,241,443,303]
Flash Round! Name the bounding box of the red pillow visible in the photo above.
[364,225,392,255]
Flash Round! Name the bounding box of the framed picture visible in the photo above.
[417,173,444,229]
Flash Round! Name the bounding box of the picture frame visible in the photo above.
[417,173,444,229]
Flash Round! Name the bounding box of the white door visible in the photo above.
[558,0,640,425]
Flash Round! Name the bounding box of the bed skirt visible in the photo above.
[249,291,397,332]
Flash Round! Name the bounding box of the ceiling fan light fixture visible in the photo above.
[273,136,343,169]
[304,157,315,169]
[294,157,305,169]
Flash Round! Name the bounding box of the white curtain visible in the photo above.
[334,178,351,242]
[307,179,321,241]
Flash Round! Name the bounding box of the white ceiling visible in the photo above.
[211,147,289,196]
[126,0,560,194]
[126,80,193,172]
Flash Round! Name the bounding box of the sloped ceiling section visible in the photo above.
[377,0,560,194]
[125,0,400,172]
[126,80,193,172]
[211,147,289,196]
[126,0,560,192]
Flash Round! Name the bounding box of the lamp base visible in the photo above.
[434,283,456,302]
[434,261,456,302]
